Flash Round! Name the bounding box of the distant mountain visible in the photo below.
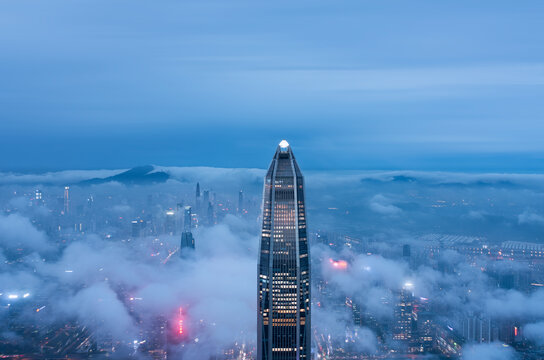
[79,165,169,185]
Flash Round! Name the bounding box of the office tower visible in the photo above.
[195,182,201,211]
[180,232,195,257]
[180,205,195,257]
[461,314,493,343]
[34,189,43,206]
[207,202,214,226]
[351,300,363,327]
[403,244,415,269]
[63,186,70,214]
[238,190,244,216]
[403,244,411,258]
[176,202,184,232]
[203,190,210,206]
[257,140,310,360]
[183,206,192,231]
[394,283,417,344]
[131,220,141,238]
[165,210,176,235]
[418,311,434,352]
[86,194,94,210]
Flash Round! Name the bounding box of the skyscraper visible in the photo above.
[207,201,214,226]
[34,189,43,206]
[63,186,70,214]
[165,210,176,235]
[183,206,192,231]
[180,206,195,257]
[180,232,195,257]
[238,189,244,216]
[203,190,210,206]
[131,220,141,238]
[394,283,417,344]
[195,182,201,211]
[257,140,311,360]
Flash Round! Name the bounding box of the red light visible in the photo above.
[329,258,348,270]
[178,307,184,335]
[514,327,518,336]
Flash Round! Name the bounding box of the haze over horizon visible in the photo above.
[1,0,544,172]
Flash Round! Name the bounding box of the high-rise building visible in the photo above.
[34,189,43,206]
[176,202,184,232]
[180,206,195,257]
[207,202,214,226]
[394,283,418,346]
[238,190,244,216]
[131,220,139,237]
[195,182,201,211]
[180,232,195,257]
[403,244,411,258]
[63,186,70,214]
[165,210,176,235]
[257,140,311,360]
[203,190,210,207]
[183,206,192,231]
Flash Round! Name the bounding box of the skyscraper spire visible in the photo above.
[63,186,70,214]
[195,182,201,212]
[257,140,311,360]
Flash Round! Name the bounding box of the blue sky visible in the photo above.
[1,0,543,171]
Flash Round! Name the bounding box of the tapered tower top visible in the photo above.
[267,140,302,178]
[278,139,289,150]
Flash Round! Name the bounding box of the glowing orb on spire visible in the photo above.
[279,140,289,149]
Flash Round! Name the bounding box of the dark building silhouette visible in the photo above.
[257,140,311,360]
[180,206,195,257]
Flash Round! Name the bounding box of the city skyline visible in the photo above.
[1,147,544,359]
[1,1,544,359]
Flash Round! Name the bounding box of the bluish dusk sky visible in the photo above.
[1,0,543,172]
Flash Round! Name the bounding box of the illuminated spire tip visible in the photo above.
[279,140,289,149]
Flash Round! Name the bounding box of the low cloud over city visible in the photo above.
[1,165,543,358]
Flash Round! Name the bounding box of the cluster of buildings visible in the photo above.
[310,230,544,359]
[2,142,544,360]
[0,179,253,359]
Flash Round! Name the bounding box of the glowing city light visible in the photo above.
[178,307,184,335]
[329,258,348,270]
[8,294,18,299]
[279,140,289,149]
[23,293,30,298]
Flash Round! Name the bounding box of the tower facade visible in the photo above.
[63,186,70,214]
[257,140,311,360]
[180,232,195,256]
[238,190,244,216]
[180,206,195,257]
